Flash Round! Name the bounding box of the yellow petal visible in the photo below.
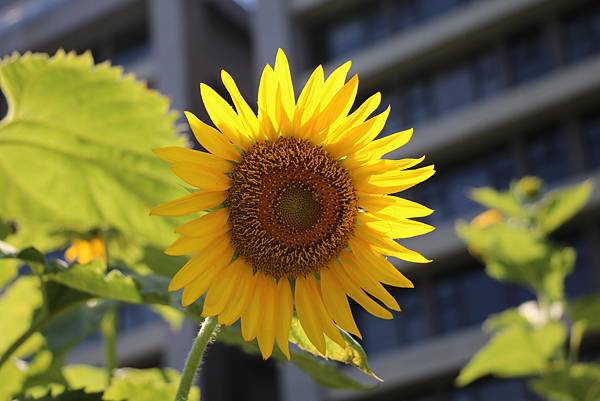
[319,61,352,109]
[150,191,226,216]
[200,83,251,149]
[171,162,231,190]
[349,237,414,288]
[221,69,259,139]
[356,128,413,160]
[181,244,234,306]
[312,74,359,135]
[257,275,278,359]
[354,225,431,263]
[275,279,293,360]
[274,48,295,121]
[293,65,325,132]
[320,266,362,338]
[168,238,233,291]
[339,251,400,311]
[358,193,433,218]
[219,261,257,325]
[257,64,278,140]
[327,92,381,143]
[175,208,230,237]
[152,147,231,172]
[327,106,390,158]
[202,258,244,317]
[184,111,240,161]
[358,212,435,239]
[241,273,263,341]
[295,275,326,354]
[355,165,435,194]
[165,235,206,256]
[329,261,393,319]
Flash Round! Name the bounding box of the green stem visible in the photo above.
[174,316,219,401]
[101,306,118,378]
[0,314,50,369]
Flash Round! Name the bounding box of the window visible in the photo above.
[524,127,571,184]
[508,27,553,85]
[564,235,598,298]
[392,0,419,32]
[418,0,465,20]
[322,6,387,60]
[470,49,504,99]
[401,80,433,127]
[432,63,474,114]
[582,114,600,169]
[357,288,428,354]
[561,3,600,63]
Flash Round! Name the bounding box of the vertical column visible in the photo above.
[148,0,196,370]
[251,0,294,83]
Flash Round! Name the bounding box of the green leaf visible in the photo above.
[529,364,600,401]
[484,308,530,333]
[456,322,566,386]
[103,368,199,401]
[0,276,45,357]
[470,187,524,218]
[0,359,27,401]
[62,365,107,393]
[0,51,185,247]
[288,317,380,382]
[569,293,600,333]
[217,326,372,391]
[45,260,171,305]
[536,180,593,234]
[13,389,104,401]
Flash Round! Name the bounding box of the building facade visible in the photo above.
[1,0,600,400]
[258,0,600,400]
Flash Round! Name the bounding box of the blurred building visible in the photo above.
[262,0,600,400]
[1,0,600,400]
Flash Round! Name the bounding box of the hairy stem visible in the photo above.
[174,316,220,401]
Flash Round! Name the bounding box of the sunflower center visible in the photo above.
[275,185,322,231]
[227,137,358,279]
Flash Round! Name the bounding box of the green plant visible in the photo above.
[456,176,600,400]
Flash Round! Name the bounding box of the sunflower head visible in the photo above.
[152,49,435,359]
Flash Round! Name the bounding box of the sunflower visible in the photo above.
[152,49,435,359]
[65,237,106,264]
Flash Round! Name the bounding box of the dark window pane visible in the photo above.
[418,0,463,19]
[524,128,571,184]
[508,27,553,85]
[471,49,504,99]
[392,0,419,32]
[323,8,387,60]
[582,114,600,169]
[561,3,600,63]
[432,64,474,114]
[401,81,433,127]
[565,236,597,298]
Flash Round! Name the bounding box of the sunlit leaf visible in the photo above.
[13,389,104,401]
[289,317,380,382]
[529,364,600,401]
[484,308,530,333]
[103,368,199,401]
[569,293,600,333]
[536,181,593,234]
[470,187,524,218]
[456,323,566,386]
[0,358,27,401]
[217,326,372,390]
[62,365,107,393]
[0,51,185,247]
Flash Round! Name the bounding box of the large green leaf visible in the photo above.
[469,187,524,218]
[536,181,592,234]
[13,389,104,401]
[0,276,44,357]
[529,364,600,401]
[217,325,372,391]
[569,293,600,332]
[289,316,380,382]
[103,368,199,401]
[483,308,530,333]
[45,260,171,305]
[0,51,185,247]
[0,359,27,401]
[456,322,566,386]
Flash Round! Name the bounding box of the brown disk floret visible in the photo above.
[227,137,358,279]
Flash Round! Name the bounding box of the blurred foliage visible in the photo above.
[0,51,376,400]
[456,177,600,400]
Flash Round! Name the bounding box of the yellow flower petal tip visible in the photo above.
[151,50,436,358]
